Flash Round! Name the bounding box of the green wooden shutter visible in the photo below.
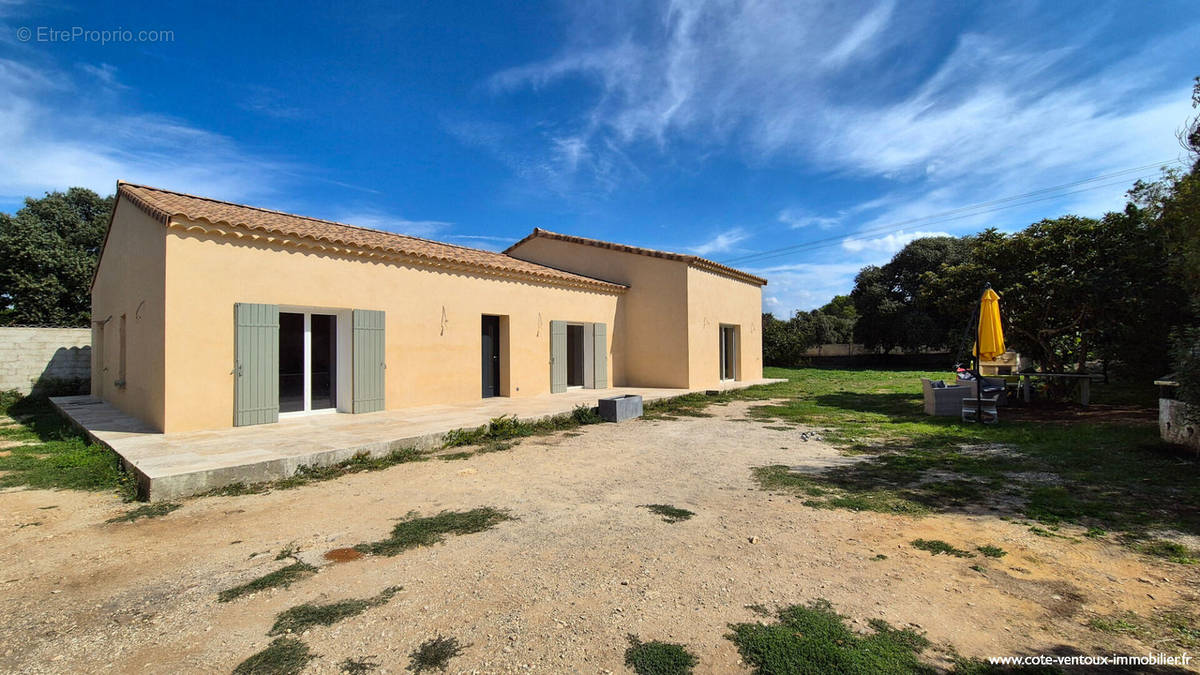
[592,322,608,389]
[353,309,386,413]
[234,303,279,426]
[550,320,567,393]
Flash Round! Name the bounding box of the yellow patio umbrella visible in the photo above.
[973,286,1006,361]
[967,284,1004,423]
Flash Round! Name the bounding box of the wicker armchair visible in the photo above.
[921,378,974,416]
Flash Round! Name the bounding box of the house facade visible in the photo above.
[91,183,766,433]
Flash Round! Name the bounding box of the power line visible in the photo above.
[720,158,1184,266]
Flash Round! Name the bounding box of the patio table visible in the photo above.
[1018,372,1102,407]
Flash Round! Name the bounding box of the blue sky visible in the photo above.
[1,1,1197,314]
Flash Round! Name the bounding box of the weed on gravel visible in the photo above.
[640,504,695,523]
[1088,608,1200,652]
[911,539,974,558]
[105,502,181,523]
[218,562,317,602]
[233,637,314,675]
[1128,538,1200,564]
[407,635,467,672]
[441,406,600,449]
[268,586,402,635]
[727,599,935,674]
[200,448,427,497]
[624,635,697,675]
[976,545,1007,558]
[356,508,514,557]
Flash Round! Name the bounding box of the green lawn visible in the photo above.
[728,367,1198,560]
[0,392,133,496]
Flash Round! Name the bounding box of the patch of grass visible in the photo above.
[1028,526,1068,539]
[268,586,401,635]
[734,368,1200,552]
[1088,612,1143,636]
[199,448,428,497]
[356,508,514,557]
[1130,538,1200,564]
[218,562,318,602]
[911,539,974,558]
[871,553,888,561]
[753,465,930,515]
[105,502,181,523]
[727,599,934,674]
[407,635,467,673]
[340,657,380,674]
[640,503,695,523]
[1088,608,1200,651]
[624,635,698,675]
[233,637,315,675]
[0,392,135,497]
[642,393,718,420]
[976,545,1007,558]
[437,451,475,461]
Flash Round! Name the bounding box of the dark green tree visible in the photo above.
[0,188,113,326]
[1129,76,1200,411]
[850,236,969,353]
[927,214,1184,378]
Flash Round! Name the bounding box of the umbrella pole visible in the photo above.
[976,283,991,424]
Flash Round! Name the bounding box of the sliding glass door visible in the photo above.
[279,311,338,414]
[720,325,738,381]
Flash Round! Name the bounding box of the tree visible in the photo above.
[927,214,1184,378]
[1131,76,1200,413]
[0,188,112,326]
[850,236,970,353]
[762,312,806,366]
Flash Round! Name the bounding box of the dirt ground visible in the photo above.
[1,401,1196,673]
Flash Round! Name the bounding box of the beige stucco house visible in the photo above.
[90,182,766,433]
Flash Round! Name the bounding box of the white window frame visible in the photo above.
[278,305,352,418]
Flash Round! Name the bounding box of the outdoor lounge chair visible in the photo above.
[921,378,974,416]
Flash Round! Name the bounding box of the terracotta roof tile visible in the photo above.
[505,228,767,286]
[115,182,626,292]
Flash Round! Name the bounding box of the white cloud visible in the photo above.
[820,0,895,67]
[777,208,840,229]
[480,0,1197,237]
[750,261,866,314]
[841,230,954,254]
[0,57,293,204]
[329,209,452,238]
[687,227,749,256]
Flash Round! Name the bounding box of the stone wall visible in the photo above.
[0,327,91,394]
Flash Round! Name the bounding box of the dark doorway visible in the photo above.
[567,324,585,387]
[310,314,337,410]
[279,312,305,413]
[481,315,501,398]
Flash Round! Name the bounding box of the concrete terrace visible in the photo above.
[52,380,783,500]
